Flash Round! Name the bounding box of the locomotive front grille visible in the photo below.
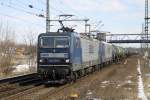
[39,58,70,65]
[39,65,70,67]
[40,53,68,58]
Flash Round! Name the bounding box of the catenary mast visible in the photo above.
[46,0,50,33]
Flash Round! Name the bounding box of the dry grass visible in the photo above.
[0,54,15,75]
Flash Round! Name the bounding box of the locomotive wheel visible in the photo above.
[69,72,77,83]
[95,65,99,71]
[80,69,85,77]
[74,72,78,79]
[77,71,82,78]
[91,67,95,73]
[99,65,102,70]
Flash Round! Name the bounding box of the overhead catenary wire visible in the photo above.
[39,0,66,15]
[55,0,96,31]
[58,0,102,26]
[0,12,45,28]
[58,0,89,19]
[0,0,94,32]
[12,0,86,20]
[1,0,66,18]
[0,2,65,26]
[15,0,45,12]
[15,0,46,14]
[0,2,45,18]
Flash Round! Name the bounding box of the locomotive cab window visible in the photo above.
[40,36,69,48]
[55,38,69,48]
[40,37,54,48]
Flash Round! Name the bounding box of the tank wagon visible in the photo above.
[112,45,126,62]
[37,31,128,84]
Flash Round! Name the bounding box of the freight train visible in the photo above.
[37,29,128,84]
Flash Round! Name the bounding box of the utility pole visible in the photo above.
[145,0,149,55]
[144,0,150,67]
[141,24,145,55]
[46,0,50,33]
[85,20,88,33]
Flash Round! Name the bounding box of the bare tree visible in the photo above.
[23,30,37,72]
[0,22,16,75]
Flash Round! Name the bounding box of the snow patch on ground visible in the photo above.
[101,81,109,84]
[137,59,148,100]
[100,81,110,88]
[126,80,132,84]
[13,64,30,73]
[100,85,106,88]
[86,90,101,100]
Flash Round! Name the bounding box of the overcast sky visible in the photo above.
[0,0,145,47]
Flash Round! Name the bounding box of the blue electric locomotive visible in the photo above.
[37,29,127,84]
[37,30,104,83]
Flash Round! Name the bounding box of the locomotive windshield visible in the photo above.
[40,36,69,48]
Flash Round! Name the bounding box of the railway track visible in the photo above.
[3,85,45,100]
[1,67,114,100]
[2,80,77,100]
[0,73,37,84]
[0,71,92,100]
[0,72,68,100]
[0,63,117,100]
[0,73,41,99]
[0,83,17,93]
[0,85,35,99]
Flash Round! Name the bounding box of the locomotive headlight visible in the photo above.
[65,59,70,63]
[39,59,43,63]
